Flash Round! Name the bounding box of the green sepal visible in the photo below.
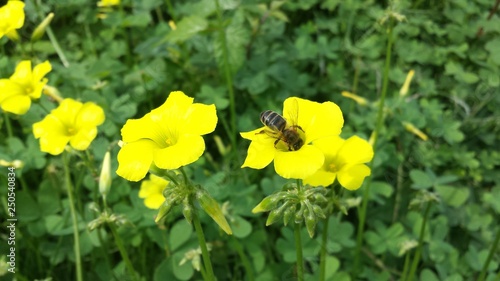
[304,209,317,238]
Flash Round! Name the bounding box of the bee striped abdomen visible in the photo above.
[260,110,286,131]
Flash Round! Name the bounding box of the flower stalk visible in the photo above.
[63,152,83,281]
[294,223,304,281]
[193,210,216,281]
[406,201,431,281]
[354,18,394,274]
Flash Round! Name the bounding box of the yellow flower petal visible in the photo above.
[303,169,337,187]
[241,136,275,169]
[120,114,165,144]
[33,115,70,155]
[0,1,25,38]
[283,97,344,143]
[74,102,105,128]
[10,60,31,83]
[184,103,217,135]
[143,193,165,209]
[153,134,205,169]
[337,164,371,190]
[336,136,373,166]
[240,127,266,141]
[312,135,345,156]
[274,145,324,179]
[139,174,169,198]
[51,98,82,127]
[69,127,98,150]
[116,139,157,181]
[1,94,31,115]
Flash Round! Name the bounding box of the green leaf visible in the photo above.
[231,215,253,238]
[435,185,470,207]
[165,16,208,43]
[409,169,435,189]
[169,220,193,251]
[324,256,340,279]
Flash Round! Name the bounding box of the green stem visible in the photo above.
[477,226,500,281]
[354,18,394,275]
[319,216,329,281]
[230,237,254,281]
[3,112,13,138]
[108,221,139,281]
[34,0,69,67]
[193,211,216,281]
[63,152,82,281]
[407,202,431,281]
[294,223,304,281]
[400,251,411,281]
[214,0,237,161]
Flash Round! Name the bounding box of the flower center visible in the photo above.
[66,127,76,136]
[328,162,339,173]
[25,86,33,95]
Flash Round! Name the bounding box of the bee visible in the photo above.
[259,108,304,151]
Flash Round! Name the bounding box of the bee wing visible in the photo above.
[283,97,299,127]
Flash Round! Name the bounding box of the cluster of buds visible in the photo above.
[154,170,232,235]
[253,183,328,237]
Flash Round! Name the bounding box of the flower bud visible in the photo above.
[31,13,54,42]
[155,199,175,224]
[282,204,296,226]
[266,204,286,226]
[341,91,368,106]
[305,211,317,238]
[98,151,112,199]
[312,205,326,219]
[400,70,415,97]
[252,195,280,213]
[196,190,232,235]
[402,121,428,141]
[182,199,193,224]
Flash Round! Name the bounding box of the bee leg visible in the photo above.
[273,138,280,148]
[256,130,266,135]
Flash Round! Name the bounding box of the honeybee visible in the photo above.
[259,104,305,151]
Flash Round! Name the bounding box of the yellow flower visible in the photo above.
[0,1,25,39]
[33,98,105,155]
[116,91,217,182]
[304,135,373,190]
[0,60,52,115]
[97,0,120,7]
[241,97,344,179]
[139,174,169,209]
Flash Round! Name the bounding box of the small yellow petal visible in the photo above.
[1,94,31,115]
[336,136,373,166]
[241,137,275,169]
[337,164,371,190]
[33,116,70,155]
[143,193,165,209]
[69,127,98,150]
[75,102,105,128]
[274,145,324,179]
[10,61,31,83]
[153,134,205,170]
[32,61,52,82]
[303,169,337,187]
[116,140,157,181]
[240,127,266,141]
[184,103,217,135]
[120,114,165,144]
[312,135,345,156]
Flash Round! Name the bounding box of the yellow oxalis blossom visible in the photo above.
[304,135,373,190]
[0,60,52,115]
[0,1,25,39]
[139,174,169,209]
[116,91,217,182]
[241,97,344,179]
[33,98,105,155]
[97,0,120,7]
